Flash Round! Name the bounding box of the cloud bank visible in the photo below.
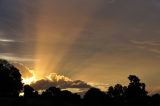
[30,73,91,90]
[11,62,91,90]
[11,62,92,91]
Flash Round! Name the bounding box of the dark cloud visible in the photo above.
[30,73,91,90]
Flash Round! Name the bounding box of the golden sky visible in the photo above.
[0,0,160,91]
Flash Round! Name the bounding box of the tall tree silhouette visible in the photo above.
[125,75,148,106]
[0,59,23,97]
[126,75,147,98]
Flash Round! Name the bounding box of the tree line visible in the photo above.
[0,59,160,106]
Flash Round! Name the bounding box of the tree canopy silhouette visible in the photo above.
[84,87,107,105]
[126,75,148,99]
[0,59,23,97]
[24,85,34,97]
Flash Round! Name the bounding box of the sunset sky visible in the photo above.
[0,0,160,92]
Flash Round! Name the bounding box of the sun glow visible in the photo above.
[22,70,36,85]
[32,0,93,79]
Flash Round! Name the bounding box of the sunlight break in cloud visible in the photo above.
[46,73,72,82]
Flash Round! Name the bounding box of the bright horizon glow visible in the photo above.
[22,70,36,85]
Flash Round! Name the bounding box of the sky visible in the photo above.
[0,0,160,92]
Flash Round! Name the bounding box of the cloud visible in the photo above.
[30,73,91,90]
[2,60,103,92]
[11,62,106,92]
[131,40,160,46]
[12,62,33,78]
[0,55,38,62]
[131,40,160,55]
[0,53,38,63]
[46,73,72,82]
[149,49,160,54]
[0,38,16,43]
[89,82,109,91]
[0,59,34,79]
[0,38,25,43]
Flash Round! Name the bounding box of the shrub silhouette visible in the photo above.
[0,59,23,97]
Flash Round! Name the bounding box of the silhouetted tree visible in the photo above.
[151,94,160,106]
[107,86,114,98]
[107,84,125,98]
[126,75,147,98]
[47,87,61,96]
[107,84,127,105]
[40,86,81,106]
[41,86,61,99]
[84,88,107,105]
[0,59,23,97]
[125,75,148,105]
[24,85,34,97]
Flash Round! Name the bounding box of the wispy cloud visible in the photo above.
[148,48,160,54]
[0,38,16,43]
[0,54,38,62]
[131,40,160,55]
[0,38,25,43]
[12,62,34,78]
[89,82,109,91]
[131,40,160,46]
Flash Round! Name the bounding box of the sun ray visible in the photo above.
[33,1,96,79]
[22,70,36,85]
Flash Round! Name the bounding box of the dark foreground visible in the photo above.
[0,95,160,106]
[0,88,160,106]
